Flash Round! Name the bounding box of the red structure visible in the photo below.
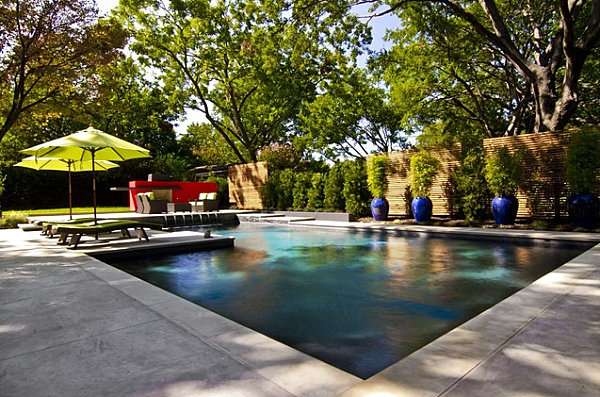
[128,180,218,211]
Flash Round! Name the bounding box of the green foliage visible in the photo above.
[152,153,189,181]
[453,150,489,222]
[0,213,28,229]
[307,173,325,209]
[410,151,440,197]
[342,160,370,217]
[292,173,312,209]
[566,128,600,194]
[323,163,345,210]
[206,176,229,208]
[119,0,370,162]
[261,171,279,210]
[276,169,296,210]
[366,155,389,198]
[1,0,127,141]
[181,123,238,166]
[484,147,522,196]
[258,144,301,171]
[299,70,409,160]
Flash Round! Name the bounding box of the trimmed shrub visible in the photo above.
[0,213,27,229]
[261,171,279,209]
[277,168,295,209]
[367,155,389,198]
[453,150,489,222]
[484,147,521,196]
[342,160,370,217]
[292,172,312,209]
[307,173,325,209]
[566,127,600,194]
[410,151,440,197]
[323,163,345,210]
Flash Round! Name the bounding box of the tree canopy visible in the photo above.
[0,0,127,141]
[117,0,371,162]
[368,0,600,133]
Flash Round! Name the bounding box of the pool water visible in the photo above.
[107,224,589,378]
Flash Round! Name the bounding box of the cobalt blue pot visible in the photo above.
[568,194,598,228]
[371,197,389,221]
[412,196,432,223]
[491,195,518,225]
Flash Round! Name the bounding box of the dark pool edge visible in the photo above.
[252,219,600,246]
[86,235,235,261]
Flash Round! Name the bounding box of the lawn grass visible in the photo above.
[3,206,131,217]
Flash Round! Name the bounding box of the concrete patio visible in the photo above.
[1,221,600,396]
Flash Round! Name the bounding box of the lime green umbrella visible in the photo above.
[21,127,151,223]
[14,157,120,220]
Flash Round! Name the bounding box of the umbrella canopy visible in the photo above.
[20,126,150,161]
[14,157,119,172]
[14,157,120,220]
[20,127,151,224]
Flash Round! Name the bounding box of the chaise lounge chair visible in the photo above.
[42,217,100,237]
[54,219,162,249]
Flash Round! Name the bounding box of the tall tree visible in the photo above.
[118,0,370,162]
[0,0,126,141]
[298,69,409,159]
[367,0,600,132]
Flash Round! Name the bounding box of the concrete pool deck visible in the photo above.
[1,222,600,396]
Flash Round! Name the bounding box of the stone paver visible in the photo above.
[2,222,600,397]
[0,228,359,397]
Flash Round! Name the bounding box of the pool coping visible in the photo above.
[285,219,600,244]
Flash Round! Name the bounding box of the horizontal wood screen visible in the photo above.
[483,131,572,218]
[228,161,268,209]
[384,149,461,217]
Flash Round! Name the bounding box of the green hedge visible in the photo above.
[342,160,370,217]
[307,173,325,209]
[323,163,345,210]
[260,159,370,215]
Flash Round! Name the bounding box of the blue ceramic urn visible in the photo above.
[371,197,389,221]
[411,196,432,223]
[568,194,598,228]
[491,195,518,225]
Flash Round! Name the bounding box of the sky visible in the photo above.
[96,0,400,134]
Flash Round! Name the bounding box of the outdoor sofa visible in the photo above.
[136,192,168,214]
[189,192,218,212]
[54,219,162,249]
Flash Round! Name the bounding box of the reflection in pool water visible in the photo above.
[107,224,589,378]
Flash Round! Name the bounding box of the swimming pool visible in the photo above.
[105,223,590,378]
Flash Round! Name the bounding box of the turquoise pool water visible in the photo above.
[107,224,589,378]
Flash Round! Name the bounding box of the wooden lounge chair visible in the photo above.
[42,217,99,237]
[54,220,161,249]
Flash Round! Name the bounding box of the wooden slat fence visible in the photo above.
[483,132,572,219]
[384,149,461,216]
[228,161,268,209]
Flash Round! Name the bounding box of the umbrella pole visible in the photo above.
[68,162,73,221]
[92,151,97,228]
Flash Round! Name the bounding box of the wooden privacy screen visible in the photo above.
[483,132,571,219]
[383,131,573,218]
[229,131,576,217]
[384,149,461,216]
[228,161,268,209]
